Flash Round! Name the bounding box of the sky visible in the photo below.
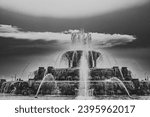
[0,0,150,80]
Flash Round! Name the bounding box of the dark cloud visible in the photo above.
[0,36,63,78]
[0,37,61,57]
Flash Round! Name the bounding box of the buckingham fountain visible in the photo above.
[0,30,150,99]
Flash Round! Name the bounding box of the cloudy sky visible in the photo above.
[0,0,150,80]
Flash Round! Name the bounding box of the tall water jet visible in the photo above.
[78,50,90,98]
[72,30,95,99]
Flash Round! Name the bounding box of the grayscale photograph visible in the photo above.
[0,0,150,100]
